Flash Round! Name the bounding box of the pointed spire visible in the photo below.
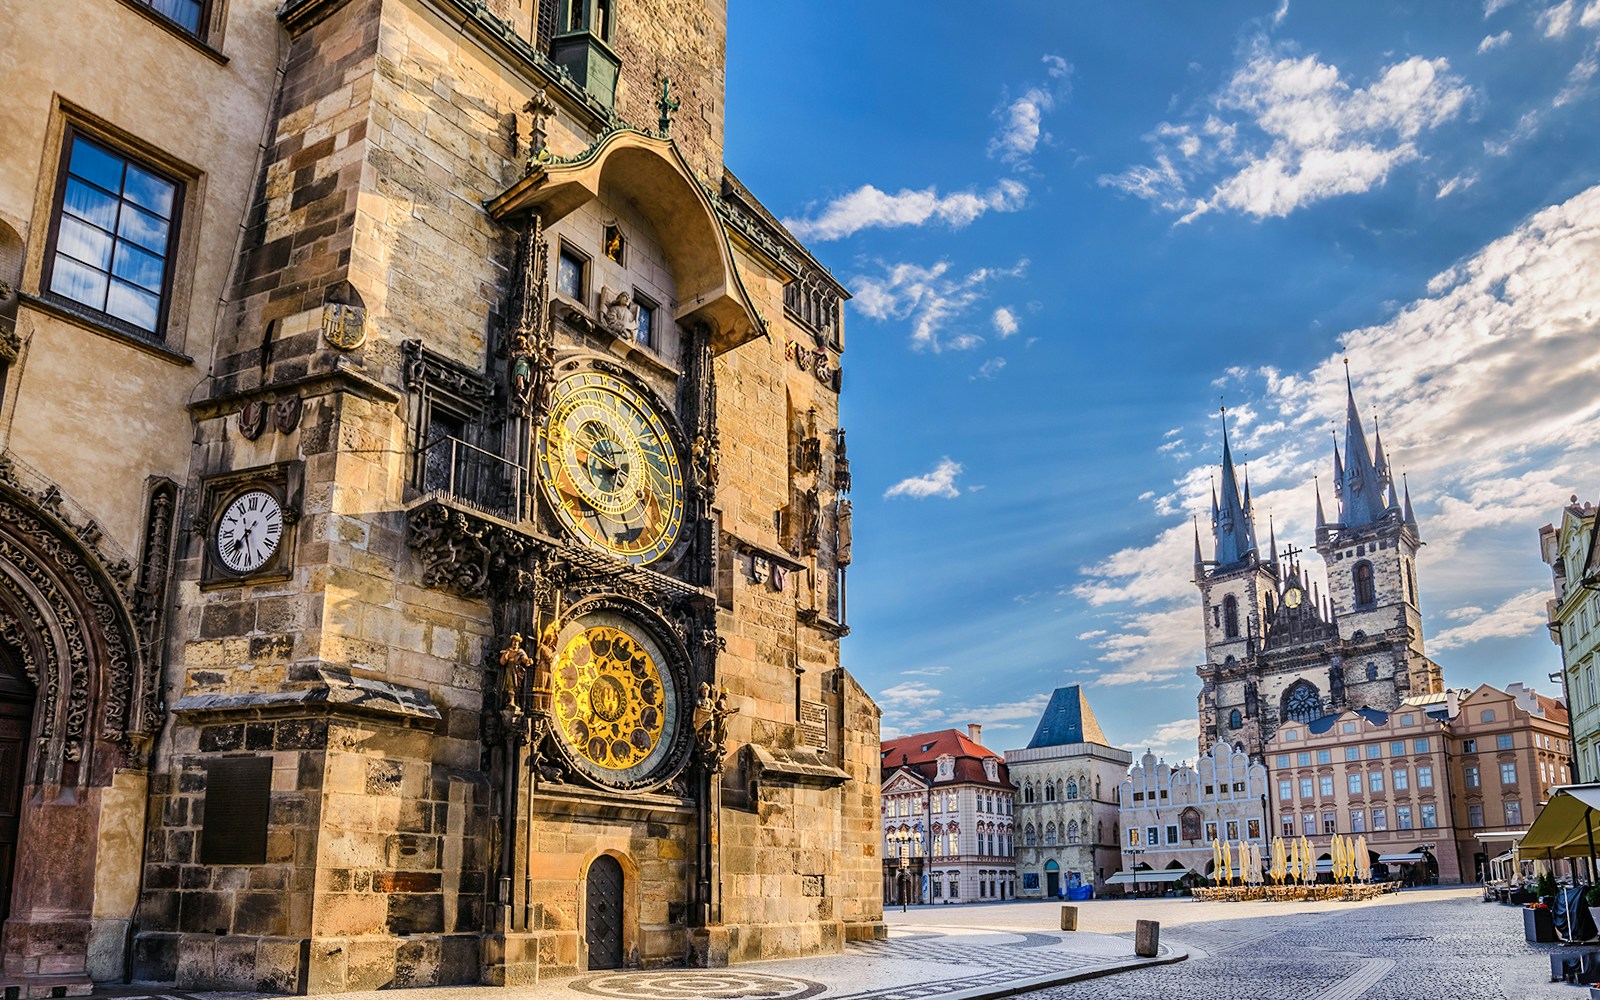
[1403,474,1420,534]
[1331,431,1344,497]
[1268,515,1279,565]
[1193,517,1206,580]
[1372,415,1390,488]
[1337,361,1389,528]
[1213,405,1255,567]
[1387,475,1400,512]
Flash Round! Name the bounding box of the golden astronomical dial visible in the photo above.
[549,613,681,786]
[536,371,685,565]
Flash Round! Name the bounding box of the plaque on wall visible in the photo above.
[799,700,827,748]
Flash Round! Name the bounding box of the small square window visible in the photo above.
[1317,750,1332,765]
[1297,752,1311,767]
[1497,734,1514,750]
[1344,747,1360,761]
[557,245,587,301]
[133,0,209,37]
[1366,744,1382,759]
[1276,754,1290,768]
[1413,738,1429,753]
[1390,741,1405,756]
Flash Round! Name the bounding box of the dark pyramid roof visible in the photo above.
[1026,685,1109,748]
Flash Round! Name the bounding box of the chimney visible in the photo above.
[967,723,983,744]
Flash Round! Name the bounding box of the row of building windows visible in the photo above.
[1127,818,1262,847]
[1279,802,1445,837]
[1021,821,1092,847]
[1277,765,1438,802]
[1275,738,1433,764]
[1022,779,1088,803]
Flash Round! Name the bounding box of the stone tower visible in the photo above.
[1196,374,1442,757]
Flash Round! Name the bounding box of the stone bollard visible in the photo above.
[1135,919,1159,958]
[1060,905,1077,931]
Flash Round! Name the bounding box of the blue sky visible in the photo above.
[723,1,1600,763]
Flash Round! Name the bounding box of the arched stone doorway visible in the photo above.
[1044,859,1060,898]
[585,855,625,970]
[0,474,156,987]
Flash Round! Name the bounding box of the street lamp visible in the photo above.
[1127,847,1144,899]
[889,829,915,911]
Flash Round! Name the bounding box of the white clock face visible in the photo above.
[215,490,283,574]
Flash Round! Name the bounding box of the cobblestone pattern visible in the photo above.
[1035,891,1587,1000]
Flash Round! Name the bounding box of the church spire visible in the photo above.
[1268,514,1279,565]
[1372,415,1391,489]
[1337,361,1389,528]
[1403,474,1420,536]
[1213,406,1255,567]
[1193,517,1206,581]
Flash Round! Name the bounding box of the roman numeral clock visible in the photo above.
[199,464,301,586]
[529,365,701,793]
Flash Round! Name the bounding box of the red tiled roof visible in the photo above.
[1537,693,1570,725]
[880,729,1013,788]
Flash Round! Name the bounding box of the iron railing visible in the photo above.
[418,435,525,521]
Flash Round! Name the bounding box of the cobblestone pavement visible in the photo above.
[1009,887,1590,999]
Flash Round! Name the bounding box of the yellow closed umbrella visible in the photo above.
[1302,835,1314,882]
[1288,836,1300,883]
[1334,834,1347,883]
[1271,837,1286,884]
[1356,835,1370,881]
[1212,838,1223,884]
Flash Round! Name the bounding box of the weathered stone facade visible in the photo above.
[1,0,879,993]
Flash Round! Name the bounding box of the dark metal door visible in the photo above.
[1045,870,1059,898]
[0,646,35,928]
[585,855,623,970]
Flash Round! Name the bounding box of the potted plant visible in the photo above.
[1526,901,1557,943]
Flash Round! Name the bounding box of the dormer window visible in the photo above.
[936,755,954,781]
[983,758,998,782]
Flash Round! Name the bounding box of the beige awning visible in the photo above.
[1519,784,1600,857]
[1103,869,1193,884]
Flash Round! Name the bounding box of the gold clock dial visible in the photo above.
[550,613,680,785]
[537,372,685,564]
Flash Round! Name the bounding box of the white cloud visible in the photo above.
[1430,588,1549,650]
[901,666,950,677]
[1479,30,1514,51]
[885,458,964,500]
[1104,41,1473,221]
[1438,173,1478,198]
[1486,0,1519,14]
[992,306,1020,337]
[1075,181,1600,680]
[1135,718,1202,761]
[851,258,1029,351]
[1540,0,1576,36]
[989,55,1072,166]
[973,357,1007,380]
[1584,1,1600,27]
[784,179,1027,242]
[1272,0,1291,25]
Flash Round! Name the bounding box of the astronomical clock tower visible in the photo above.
[127,0,883,991]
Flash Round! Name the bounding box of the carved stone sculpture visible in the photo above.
[836,499,852,566]
[499,633,532,713]
[598,287,639,340]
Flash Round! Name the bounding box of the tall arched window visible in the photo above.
[1353,560,1376,606]
[1024,824,1036,847]
[1229,708,1242,730]
[1045,822,1058,846]
[1067,820,1080,845]
[1223,594,1240,638]
[1366,662,1378,681]
[1066,779,1078,800]
[1407,561,1417,606]
[1282,680,1322,723]
[1023,782,1034,803]
[1045,782,1056,802]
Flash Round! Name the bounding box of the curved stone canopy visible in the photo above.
[487,131,762,353]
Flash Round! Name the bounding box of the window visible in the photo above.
[1302,813,1315,835]
[1164,824,1177,845]
[1353,561,1376,605]
[1467,803,1483,827]
[1505,800,1522,826]
[1298,752,1312,767]
[1464,765,1479,788]
[1417,765,1433,789]
[1285,729,1299,741]
[1205,821,1218,841]
[1390,741,1405,756]
[1366,662,1378,681]
[1400,715,1415,726]
[556,244,587,300]
[1482,710,1497,724]
[949,881,959,898]
[46,132,181,338]
[1128,828,1140,847]
[1393,769,1408,791]
[1067,779,1079,799]
[1226,820,1239,840]
[1348,773,1363,795]
[1248,819,1261,839]
[1300,778,1314,799]
[1323,813,1336,834]
[1397,805,1413,830]
[1413,738,1429,753]
[932,879,943,898]
[1044,783,1056,802]
[1350,809,1366,832]
[1277,754,1290,768]
[130,0,209,36]
[1368,772,1384,793]
[1420,803,1437,829]
[1279,780,1293,801]
[1233,781,1245,792]
[1463,739,1477,754]
[1345,747,1360,762]
[1342,722,1357,734]
[1317,750,1332,765]
[1501,762,1518,785]
[1320,776,1335,797]
[1496,734,1514,751]
[1371,807,1388,831]
[634,293,657,350]
[1223,595,1240,638]
[1367,744,1382,759]
[1146,826,1159,846]
[1229,709,1242,729]
[1282,819,1295,837]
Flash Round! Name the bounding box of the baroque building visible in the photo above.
[1114,743,1266,894]
[1196,374,1443,758]
[1540,498,1599,781]
[1005,686,1129,898]
[1,0,880,994]
[879,726,1015,904]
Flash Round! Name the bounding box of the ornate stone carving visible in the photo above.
[692,683,737,773]
[403,339,495,403]
[505,215,554,418]
[835,499,852,567]
[0,319,20,364]
[598,287,640,341]
[408,501,534,598]
[498,632,532,713]
[239,400,268,440]
[321,302,366,350]
[798,486,821,556]
[833,429,851,493]
[657,76,680,137]
[134,480,178,734]
[271,394,303,434]
[523,89,556,170]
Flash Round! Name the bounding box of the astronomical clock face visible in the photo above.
[549,610,682,787]
[537,371,685,565]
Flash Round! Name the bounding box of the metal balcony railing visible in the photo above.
[418,435,525,521]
